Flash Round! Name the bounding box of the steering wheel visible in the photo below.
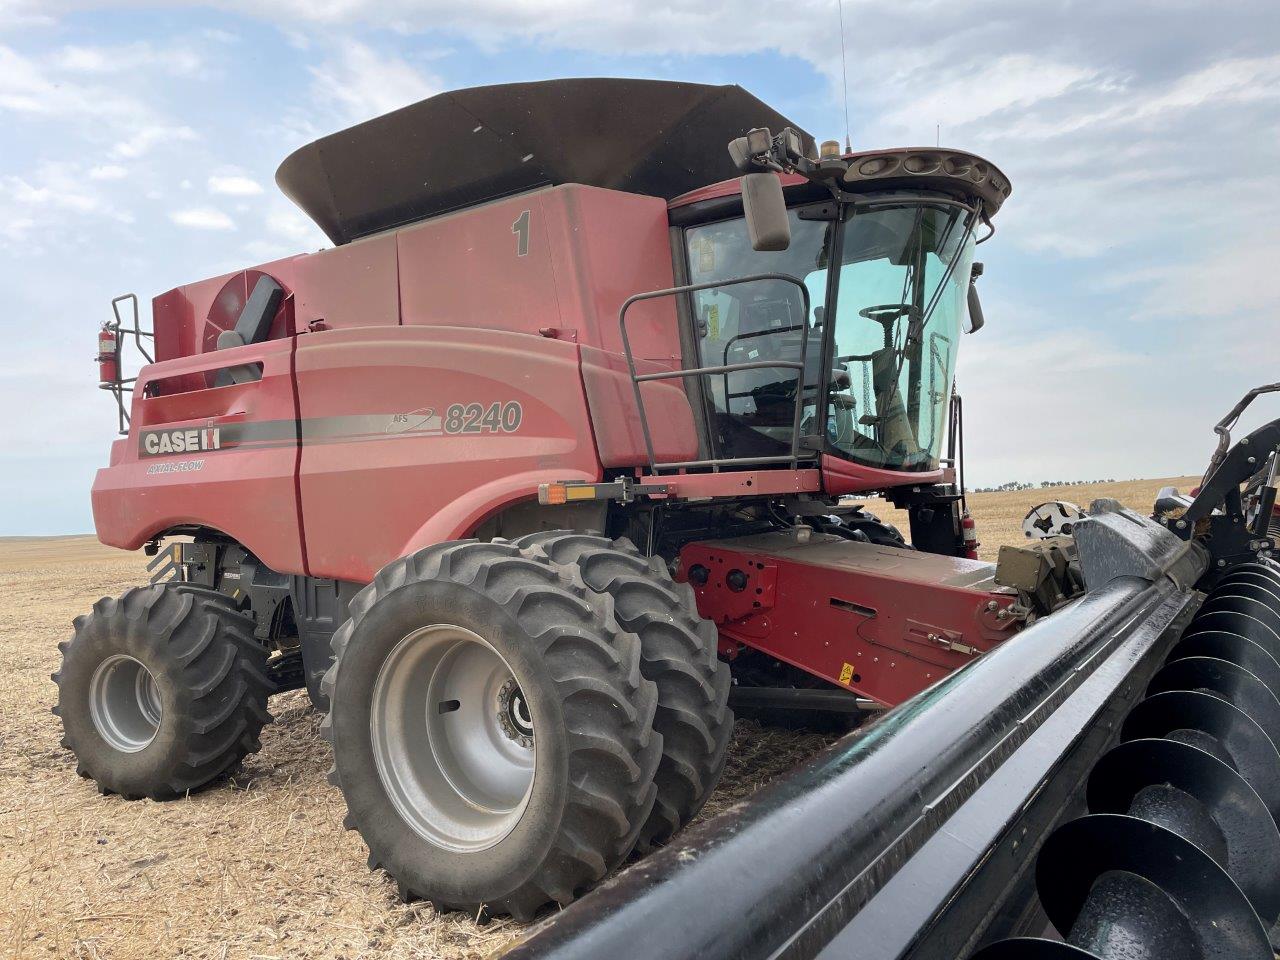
[859,304,921,325]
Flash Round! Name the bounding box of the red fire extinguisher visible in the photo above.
[97,324,119,385]
[961,509,980,560]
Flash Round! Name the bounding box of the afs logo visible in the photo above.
[141,425,222,457]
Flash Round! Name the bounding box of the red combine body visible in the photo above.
[61,78,1050,921]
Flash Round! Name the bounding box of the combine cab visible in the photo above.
[61,79,1280,956]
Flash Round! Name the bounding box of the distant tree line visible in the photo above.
[971,479,1120,493]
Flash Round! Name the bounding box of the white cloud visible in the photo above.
[201,27,241,43]
[878,55,1102,134]
[53,42,202,77]
[5,162,121,217]
[208,173,264,196]
[170,207,236,230]
[110,123,198,159]
[88,163,127,180]
[267,202,323,243]
[0,43,154,123]
[308,39,439,123]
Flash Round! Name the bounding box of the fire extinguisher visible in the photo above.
[97,324,120,385]
[961,509,980,560]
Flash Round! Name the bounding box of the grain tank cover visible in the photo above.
[276,78,815,245]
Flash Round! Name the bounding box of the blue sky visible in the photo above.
[2,1,1279,533]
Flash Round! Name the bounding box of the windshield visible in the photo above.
[684,194,976,472]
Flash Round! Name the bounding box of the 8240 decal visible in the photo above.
[443,401,523,434]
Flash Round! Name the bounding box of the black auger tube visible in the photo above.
[499,563,1205,960]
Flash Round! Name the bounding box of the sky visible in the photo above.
[2,0,1279,533]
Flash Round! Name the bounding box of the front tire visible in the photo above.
[53,584,272,800]
[513,532,733,852]
[321,540,662,920]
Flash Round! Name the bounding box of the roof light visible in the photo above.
[820,139,842,160]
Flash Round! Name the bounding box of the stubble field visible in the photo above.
[0,476,1197,959]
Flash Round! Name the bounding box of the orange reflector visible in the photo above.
[540,483,568,505]
[565,485,597,501]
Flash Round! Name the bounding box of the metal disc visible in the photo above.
[1172,631,1280,700]
[1147,656,1280,752]
[970,940,1102,959]
[1122,690,1280,826]
[1088,738,1280,923]
[369,623,535,853]
[1035,815,1271,959]
[88,654,163,753]
[1222,562,1280,592]
[1218,569,1280,606]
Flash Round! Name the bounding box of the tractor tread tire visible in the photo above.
[514,531,733,853]
[53,583,271,801]
[320,540,661,921]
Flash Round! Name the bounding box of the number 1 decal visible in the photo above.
[512,210,531,257]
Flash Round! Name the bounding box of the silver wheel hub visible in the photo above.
[370,624,535,852]
[89,654,163,753]
[498,677,534,748]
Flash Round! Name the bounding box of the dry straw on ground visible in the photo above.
[0,477,1197,959]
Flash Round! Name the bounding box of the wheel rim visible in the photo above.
[370,624,536,852]
[89,655,163,753]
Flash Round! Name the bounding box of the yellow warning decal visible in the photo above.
[838,662,854,685]
[707,303,720,340]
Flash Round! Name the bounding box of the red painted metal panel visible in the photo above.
[91,338,305,575]
[646,469,822,499]
[579,345,698,467]
[294,326,602,583]
[540,186,679,360]
[293,233,400,331]
[668,171,806,209]
[398,191,562,336]
[820,453,947,497]
[678,531,1020,706]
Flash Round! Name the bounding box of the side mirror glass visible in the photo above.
[966,282,985,333]
[741,173,790,252]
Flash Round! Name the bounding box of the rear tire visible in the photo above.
[321,540,662,920]
[513,532,733,852]
[52,584,272,800]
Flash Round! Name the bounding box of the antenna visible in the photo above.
[837,0,851,152]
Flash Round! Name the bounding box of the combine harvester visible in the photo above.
[59,79,1280,957]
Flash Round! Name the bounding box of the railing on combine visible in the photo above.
[618,273,812,473]
[99,293,154,435]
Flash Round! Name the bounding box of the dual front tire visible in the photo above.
[322,535,733,919]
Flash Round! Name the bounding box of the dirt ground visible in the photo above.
[0,476,1198,960]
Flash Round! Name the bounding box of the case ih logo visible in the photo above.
[140,426,222,457]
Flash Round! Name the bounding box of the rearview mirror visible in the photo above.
[966,261,985,333]
[966,282,985,333]
[741,173,790,252]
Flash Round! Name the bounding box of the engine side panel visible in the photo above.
[294,325,602,582]
[91,336,306,575]
[678,531,1020,705]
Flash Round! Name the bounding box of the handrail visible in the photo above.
[103,293,155,434]
[617,273,813,474]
